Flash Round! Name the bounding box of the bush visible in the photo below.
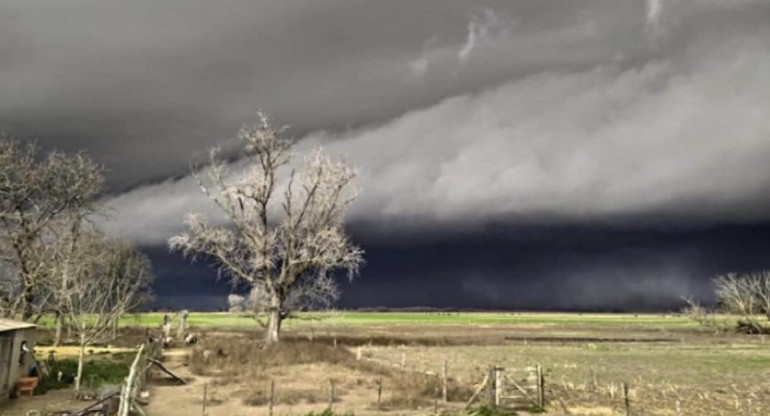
[36,357,130,395]
[190,339,364,376]
[190,337,473,411]
[244,386,337,406]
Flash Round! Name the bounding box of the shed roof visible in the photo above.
[0,318,36,333]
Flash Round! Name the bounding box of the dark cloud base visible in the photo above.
[145,221,770,312]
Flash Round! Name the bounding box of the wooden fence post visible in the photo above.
[536,364,545,409]
[177,309,189,340]
[494,367,502,407]
[622,382,630,416]
[118,344,145,416]
[434,384,439,414]
[202,383,207,416]
[401,352,406,369]
[328,379,335,409]
[487,367,496,407]
[161,314,172,345]
[442,358,448,402]
[269,379,275,416]
[377,377,383,411]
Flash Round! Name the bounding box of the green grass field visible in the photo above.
[37,311,701,330]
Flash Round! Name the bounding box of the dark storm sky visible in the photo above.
[2,0,770,310]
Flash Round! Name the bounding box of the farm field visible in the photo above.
[5,312,770,416]
[37,311,703,330]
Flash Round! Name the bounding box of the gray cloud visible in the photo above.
[0,0,646,189]
[98,0,770,244]
[2,0,769,245]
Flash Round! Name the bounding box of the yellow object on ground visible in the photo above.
[35,346,136,358]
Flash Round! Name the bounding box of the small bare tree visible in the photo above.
[0,136,102,319]
[687,272,770,334]
[170,113,363,344]
[61,231,153,391]
[227,294,247,314]
[681,296,729,333]
[713,272,770,334]
[46,209,105,345]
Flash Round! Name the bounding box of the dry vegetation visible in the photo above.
[143,316,770,415]
[188,335,471,411]
[5,313,770,416]
[355,326,770,416]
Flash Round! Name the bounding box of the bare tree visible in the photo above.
[227,294,247,314]
[170,113,363,344]
[102,240,154,340]
[713,272,770,334]
[46,209,105,344]
[0,136,102,319]
[63,232,153,391]
[681,296,729,333]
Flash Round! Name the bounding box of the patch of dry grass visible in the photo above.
[243,384,340,406]
[190,337,389,376]
[189,336,473,410]
[366,336,770,416]
[380,371,473,410]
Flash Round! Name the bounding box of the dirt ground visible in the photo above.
[0,388,84,416]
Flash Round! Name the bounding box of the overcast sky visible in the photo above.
[2,0,769,310]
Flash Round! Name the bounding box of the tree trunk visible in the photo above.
[111,317,119,341]
[75,338,85,392]
[20,290,34,321]
[53,313,62,347]
[265,309,282,344]
[176,311,188,340]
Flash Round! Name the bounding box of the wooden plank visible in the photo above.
[504,375,538,407]
[72,391,120,416]
[464,374,489,409]
[148,358,187,385]
[118,345,145,416]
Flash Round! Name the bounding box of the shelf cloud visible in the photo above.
[97,0,770,244]
[3,0,770,310]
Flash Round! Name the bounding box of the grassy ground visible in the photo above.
[12,312,770,416]
[35,311,702,330]
[365,338,770,415]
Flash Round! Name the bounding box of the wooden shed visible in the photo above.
[0,318,36,401]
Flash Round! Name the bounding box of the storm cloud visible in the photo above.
[95,0,770,244]
[2,0,770,309]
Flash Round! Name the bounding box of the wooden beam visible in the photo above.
[464,374,489,409]
[149,358,187,385]
[504,375,538,407]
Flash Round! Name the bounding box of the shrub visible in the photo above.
[380,372,473,409]
[36,357,130,395]
[191,338,365,376]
